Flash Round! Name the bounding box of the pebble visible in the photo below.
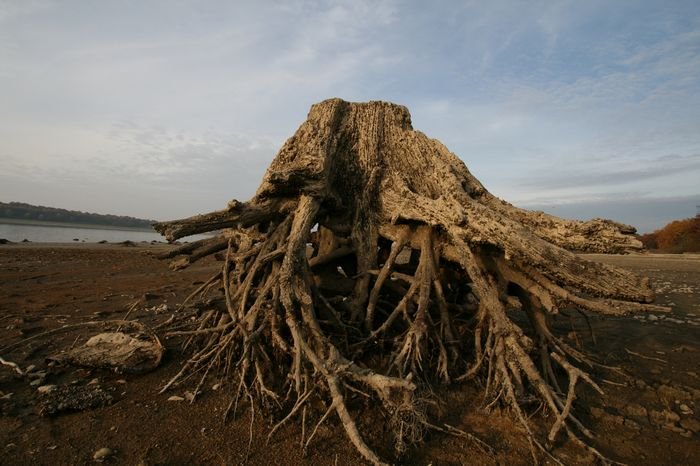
[624,404,647,417]
[647,315,659,321]
[167,396,184,402]
[679,404,693,415]
[37,385,56,394]
[93,447,115,461]
[680,418,700,433]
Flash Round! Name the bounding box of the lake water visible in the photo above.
[0,222,207,243]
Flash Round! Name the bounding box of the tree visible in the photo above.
[154,99,664,465]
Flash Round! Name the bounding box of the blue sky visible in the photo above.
[1,0,699,232]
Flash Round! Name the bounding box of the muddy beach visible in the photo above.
[0,243,698,465]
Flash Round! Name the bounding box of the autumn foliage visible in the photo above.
[639,216,700,253]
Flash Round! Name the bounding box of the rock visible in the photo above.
[184,391,195,402]
[624,418,641,430]
[211,383,221,391]
[647,314,659,321]
[680,418,700,433]
[650,409,681,426]
[28,370,46,380]
[48,331,164,374]
[38,384,113,416]
[658,385,689,403]
[37,385,56,394]
[25,364,36,373]
[29,379,43,387]
[167,396,184,402]
[624,404,648,418]
[663,423,685,433]
[679,403,693,415]
[93,447,115,461]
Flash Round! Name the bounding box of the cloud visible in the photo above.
[521,194,700,233]
[518,154,700,190]
[0,0,698,225]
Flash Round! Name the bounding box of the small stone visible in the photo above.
[663,423,685,433]
[211,383,221,391]
[88,378,100,385]
[93,447,115,461]
[184,391,195,402]
[647,314,658,321]
[28,370,46,380]
[37,385,56,394]
[650,409,680,426]
[658,385,689,403]
[25,365,36,373]
[167,396,184,402]
[679,404,693,414]
[624,418,641,430]
[116,379,127,384]
[29,379,43,387]
[47,445,57,450]
[680,418,700,433]
[624,404,647,418]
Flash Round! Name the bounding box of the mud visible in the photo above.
[0,244,698,465]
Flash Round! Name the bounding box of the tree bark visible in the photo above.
[154,98,663,465]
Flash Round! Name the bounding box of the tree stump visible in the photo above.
[155,99,665,464]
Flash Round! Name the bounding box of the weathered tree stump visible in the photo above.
[155,99,665,464]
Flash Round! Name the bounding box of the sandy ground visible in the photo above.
[0,243,698,465]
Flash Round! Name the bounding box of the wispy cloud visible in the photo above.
[0,0,698,229]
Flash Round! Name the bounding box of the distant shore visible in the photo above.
[0,217,156,232]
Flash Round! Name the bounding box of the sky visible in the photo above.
[1,0,699,233]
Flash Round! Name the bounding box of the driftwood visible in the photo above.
[154,99,662,464]
[48,332,164,374]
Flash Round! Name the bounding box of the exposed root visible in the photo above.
[152,98,662,464]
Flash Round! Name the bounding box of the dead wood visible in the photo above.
[154,98,662,464]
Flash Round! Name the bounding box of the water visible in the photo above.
[0,221,208,243]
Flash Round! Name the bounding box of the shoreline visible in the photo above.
[0,217,156,232]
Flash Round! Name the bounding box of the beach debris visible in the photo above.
[48,331,164,374]
[38,383,113,416]
[93,447,115,461]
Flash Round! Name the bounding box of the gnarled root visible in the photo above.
[156,204,660,464]
[153,99,664,464]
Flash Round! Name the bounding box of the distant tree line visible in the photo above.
[0,201,156,230]
[639,215,700,253]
